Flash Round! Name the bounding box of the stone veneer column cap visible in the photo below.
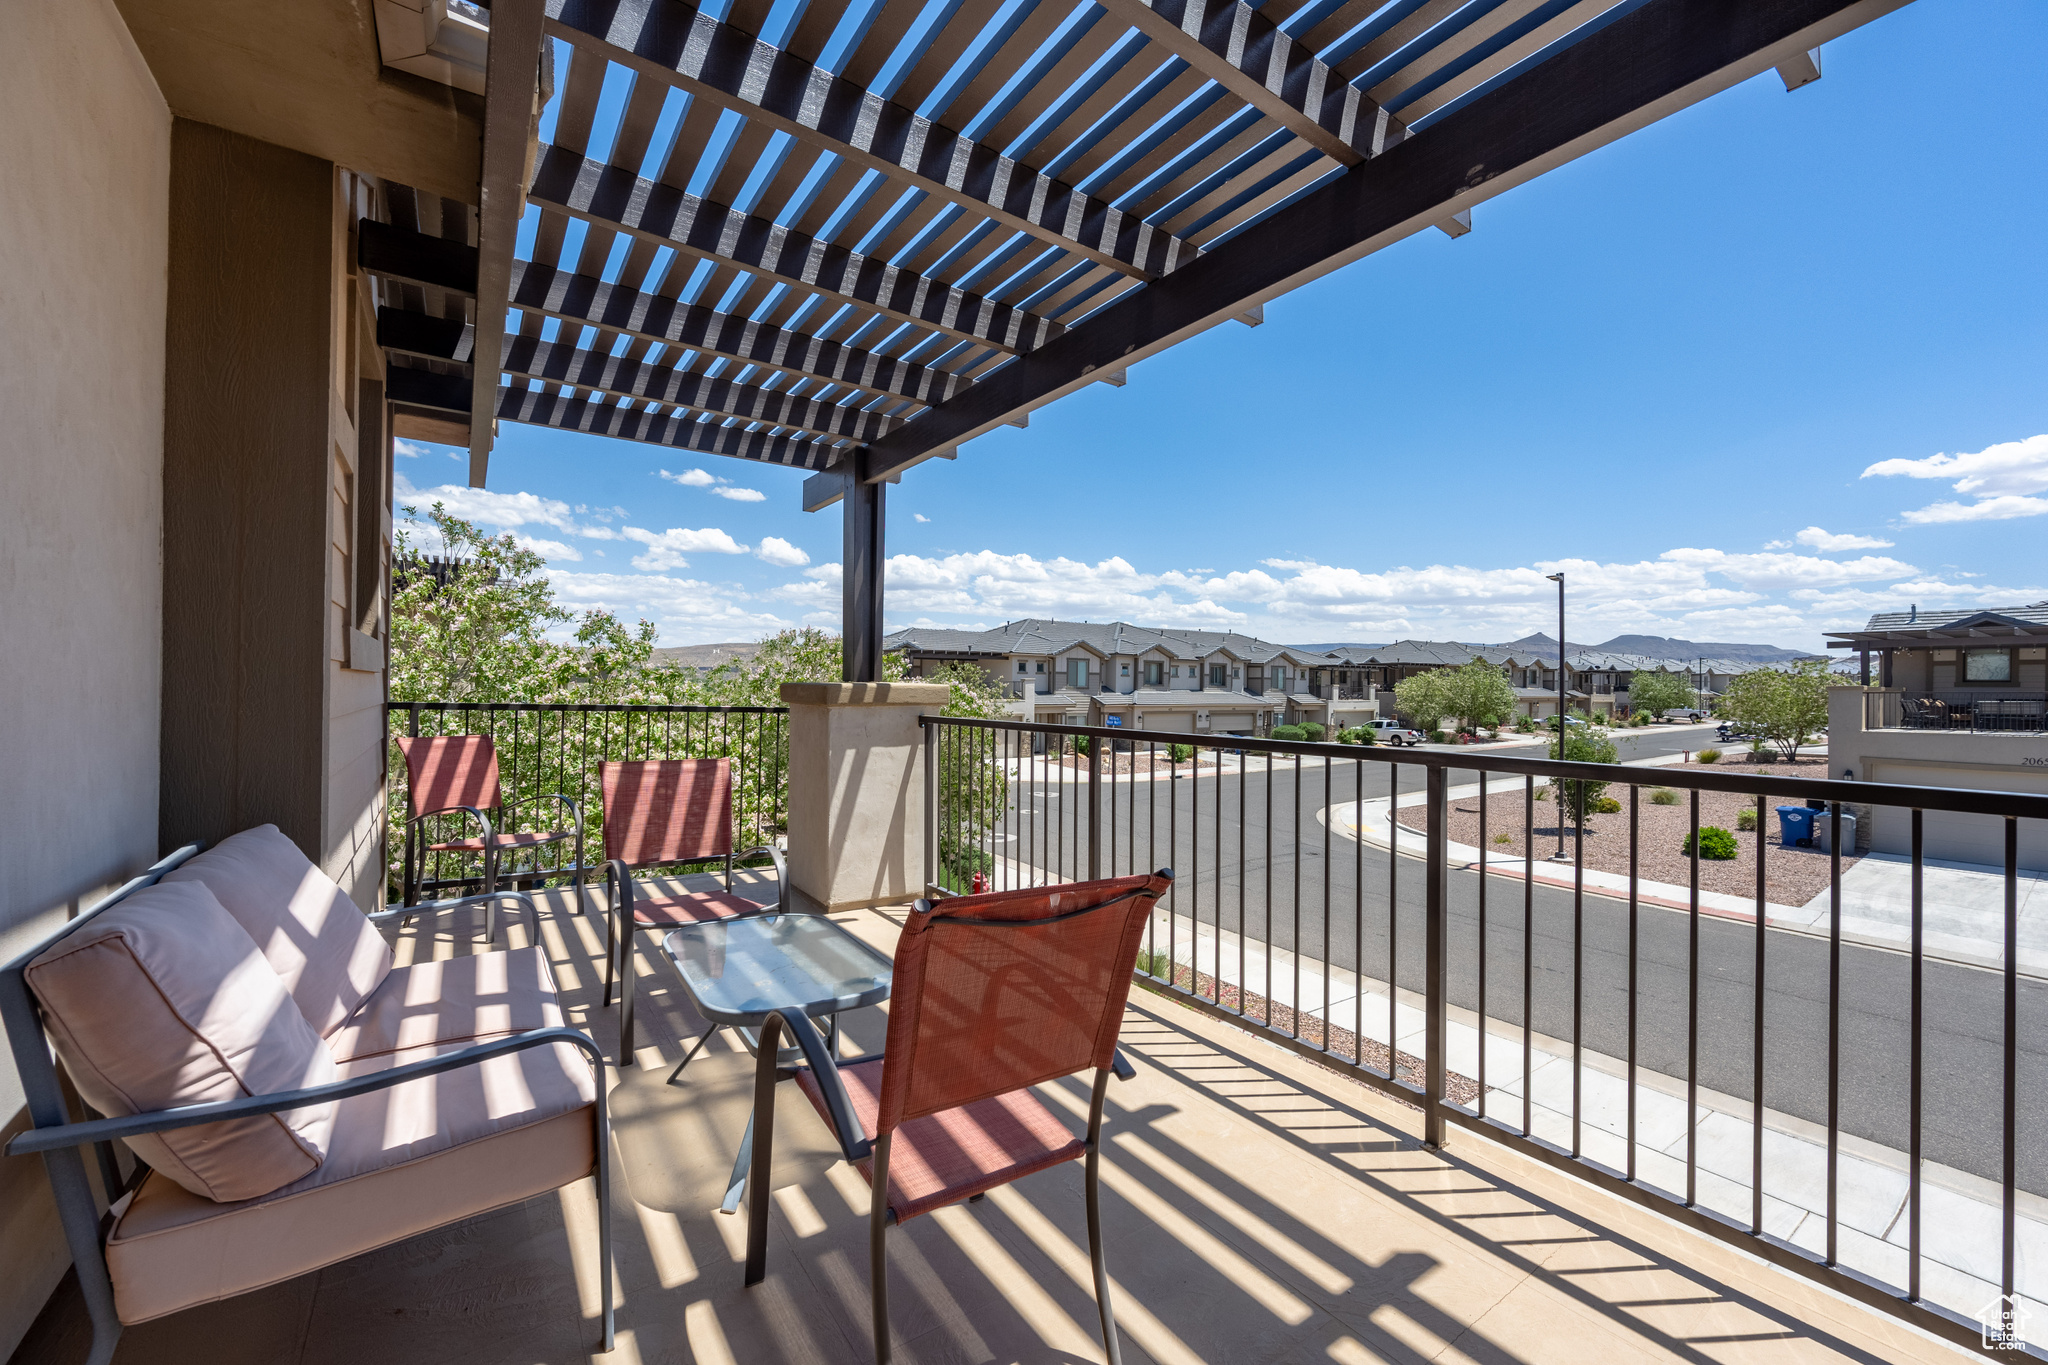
[779,682,955,705]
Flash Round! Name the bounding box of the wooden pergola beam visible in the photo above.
[501,335,900,442]
[469,0,547,487]
[1095,0,1400,167]
[527,146,1064,354]
[546,0,1200,281]
[504,261,965,405]
[497,386,843,467]
[861,0,1910,481]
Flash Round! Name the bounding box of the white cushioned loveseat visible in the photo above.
[0,828,613,1364]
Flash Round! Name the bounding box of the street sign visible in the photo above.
[1104,716,1122,727]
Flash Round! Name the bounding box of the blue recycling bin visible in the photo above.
[1776,805,1817,848]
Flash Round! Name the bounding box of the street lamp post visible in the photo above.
[1546,572,1570,862]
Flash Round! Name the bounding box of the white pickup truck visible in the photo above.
[1365,718,1426,747]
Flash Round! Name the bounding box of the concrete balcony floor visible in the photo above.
[16,871,1959,1364]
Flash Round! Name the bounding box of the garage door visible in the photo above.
[1865,761,2048,872]
[1207,712,1253,732]
[1139,713,1198,737]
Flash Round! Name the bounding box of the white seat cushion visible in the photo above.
[162,825,393,1036]
[105,1036,597,1324]
[26,880,337,1203]
[326,946,562,1064]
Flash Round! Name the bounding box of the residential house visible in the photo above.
[1823,603,2048,870]
[885,620,1374,738]
[1322,642,1572,723]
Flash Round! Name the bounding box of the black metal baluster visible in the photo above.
[1627,783,1638,1179]
[1827,800,1842,1265]
[1573,770,1585,1160]
[1523,773,1533,1136]
[1752,792,1766,1233]
[1292,751,1302,1037]
[1909,808,1923,1300]
[1389,760,1399,1079]
[1322,754,1332,1052]
[1686,789,1699,1204]
[1355,757,1365,1068]
[1480,772,1489,1118]
[2004,816,2019,1299]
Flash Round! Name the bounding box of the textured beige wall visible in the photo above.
[0,0,170,1352]
[781,684,951,912]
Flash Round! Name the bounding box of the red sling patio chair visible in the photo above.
[757,869,1174,1365]
[395,735,584,940]
[600,759,788,1065]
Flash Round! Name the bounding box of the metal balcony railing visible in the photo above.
[918,713,2048,1355]
[1862,687,2048,733]
[387,701,788,906]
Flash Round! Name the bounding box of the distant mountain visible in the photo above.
[1494,631,1810,663]
[647,641,764,671]
[1591,634,1811,664]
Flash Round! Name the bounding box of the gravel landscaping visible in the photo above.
[1394,755,1859,906]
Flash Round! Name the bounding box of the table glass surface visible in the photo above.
[662,915,892,1023]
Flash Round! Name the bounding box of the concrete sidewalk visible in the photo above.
[1325,762,2048,979]
[1140,903,2044,1334]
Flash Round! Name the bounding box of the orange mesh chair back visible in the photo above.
[775,869,1172,1364]
[876,873,1165,1137]
[396,736,503,817]
[599,760,733,868]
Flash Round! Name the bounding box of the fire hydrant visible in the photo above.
[971,871,990,894]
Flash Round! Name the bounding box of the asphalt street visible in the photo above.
[984,724,2045,1195]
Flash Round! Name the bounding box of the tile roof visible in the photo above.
[887,619,1328,665]
[1850,602,2048,632]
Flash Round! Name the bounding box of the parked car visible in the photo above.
[1367,718,1426,747]
[1660,707,1708,724]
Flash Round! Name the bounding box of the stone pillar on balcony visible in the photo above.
[781,683,953,913]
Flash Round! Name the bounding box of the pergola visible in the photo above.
[359,0,1902,678]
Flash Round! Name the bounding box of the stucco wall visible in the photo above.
[0,0,170,1351]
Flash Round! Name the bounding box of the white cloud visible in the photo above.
[395,439,428,458]
[618,525,749,571]
[1794,526,1894,551]
[659,468,716,487]
[755,536,810,567]
[515,536,581,562]
[710,485,768,502]
[1864,434,2048,523]
[660,466,766,501]
[914,513,931,523]
[395,472,599,537]
[1899,495,2048,524]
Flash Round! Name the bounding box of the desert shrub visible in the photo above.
[1299,722,1326,742]
[1534,786,1552,801]
[1684,826,1740,860]
[1648,788,1679,806]
[1494,832,1512,845]
[1073,734,1091,756]
[1269,723,1306,741]
[1591,796,1622,814]
[1167,743,1195,762]
[1427,729,1448,744]
[1134,950,1175,979]
[1736,807,1758,832]
[1696,748,1721,764]
[1515,717,1536,734]
[1337,726,1376,746]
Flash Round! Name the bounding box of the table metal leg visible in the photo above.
[720,1109,754,1215]
[668,1024,722,1086]
[744,1034,778,1286]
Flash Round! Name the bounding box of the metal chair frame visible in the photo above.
[396,736,586,934]
[0,845,612,1363]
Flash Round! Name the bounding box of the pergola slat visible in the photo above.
[1095,0,1401,166]
[543,0,1200,281]
[526,144,1065,354]
[498,386,844,467]
[505,260,964,405]
[501,334,901,441]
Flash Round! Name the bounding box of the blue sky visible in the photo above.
[397,0,2048,650]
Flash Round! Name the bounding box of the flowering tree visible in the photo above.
[1716,659,1832,760]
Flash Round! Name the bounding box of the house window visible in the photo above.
[1273,667,1289,691]
[1145,661,1163,686]
[1068,658,1088,688]
[1209,663,1228,687]
[1966,649,2013,683]
[1121,663,1130,675]
[1035,661,1046,673]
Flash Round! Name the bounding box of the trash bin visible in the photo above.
[1776,805,1817,848]
[1816,812,1857,856]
